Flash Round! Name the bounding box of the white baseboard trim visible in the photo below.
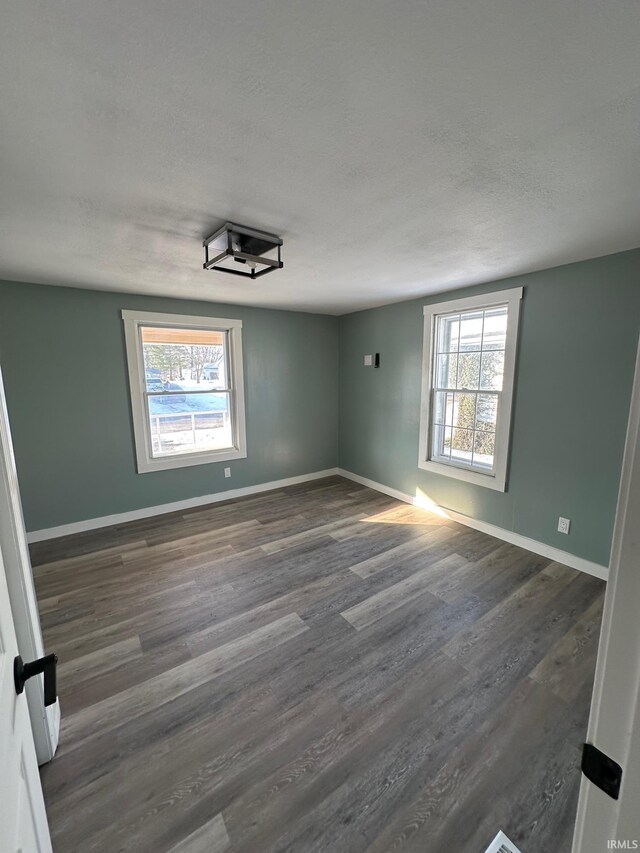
[26,468,341,544]
[337,468,609,582]
[27,466,610,582]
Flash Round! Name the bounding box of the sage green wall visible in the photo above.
[339,250,640,567]
[1,249,638,559]
[0,282,339,531]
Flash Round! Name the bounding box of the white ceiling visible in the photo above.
[1,1,639,315]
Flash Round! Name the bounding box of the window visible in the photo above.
[418,287,522,491]
[122,310,247,473]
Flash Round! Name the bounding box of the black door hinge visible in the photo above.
[582,742,622,800]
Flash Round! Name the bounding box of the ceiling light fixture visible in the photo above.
[203,222,283,279]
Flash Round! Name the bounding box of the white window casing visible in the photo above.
[418,287,523,492]
[122,310,247,473]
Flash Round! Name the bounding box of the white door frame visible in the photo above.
[572,334,640,851]
[0,364,59,763]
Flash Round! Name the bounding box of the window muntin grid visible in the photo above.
[430,305,508,473]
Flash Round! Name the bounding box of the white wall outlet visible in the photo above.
[558,516,571,535]
[364,354,373,366]
[224,467,231,478]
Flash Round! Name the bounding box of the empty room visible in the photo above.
[1,2,640,852]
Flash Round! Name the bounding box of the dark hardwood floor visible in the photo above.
[32,476,605,853]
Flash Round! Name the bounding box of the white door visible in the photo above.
[0,363,59,764]
[0,541,52,852]
[572,336,640,851]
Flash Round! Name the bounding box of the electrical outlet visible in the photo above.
[558,516,571,535]
[364,354,373,366]
[224,467,231,478]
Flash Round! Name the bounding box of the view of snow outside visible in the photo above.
[142,332,232,458]
[431,306,507,472]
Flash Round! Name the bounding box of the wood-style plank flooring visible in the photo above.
[32,476,605,853]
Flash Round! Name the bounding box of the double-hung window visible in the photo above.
[122,310,247,473]
[418,288,522,491]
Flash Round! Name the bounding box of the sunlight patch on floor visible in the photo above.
[357,490,449,526]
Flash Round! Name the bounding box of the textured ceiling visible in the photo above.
[1,0,639,314]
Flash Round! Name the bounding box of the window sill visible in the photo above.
[137,446,247,474]
[418,457,507,491]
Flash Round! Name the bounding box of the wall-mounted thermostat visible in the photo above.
[364,354,373,366]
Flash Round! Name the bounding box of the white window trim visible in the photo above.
[122,309,247,473]
[418,287,523,492]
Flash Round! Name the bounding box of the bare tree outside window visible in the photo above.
[190,345,224,383]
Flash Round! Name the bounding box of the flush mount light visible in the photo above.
[203,222,283,279]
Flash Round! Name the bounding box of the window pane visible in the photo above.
[141,326,228,392]
[480,350,505,390]
[433,423,453,459]
[450,428,474,464]
[458,310,483,352]
[476,394,498,431]
[482,306,508,350]
[437,314,460,353]
[456,352,481,389]
[431,422,444,458]
[433,391,454,426]
[473,430,495,469]
[148,392,232,457]
[453,392,477,433]
[435,353,458,389]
